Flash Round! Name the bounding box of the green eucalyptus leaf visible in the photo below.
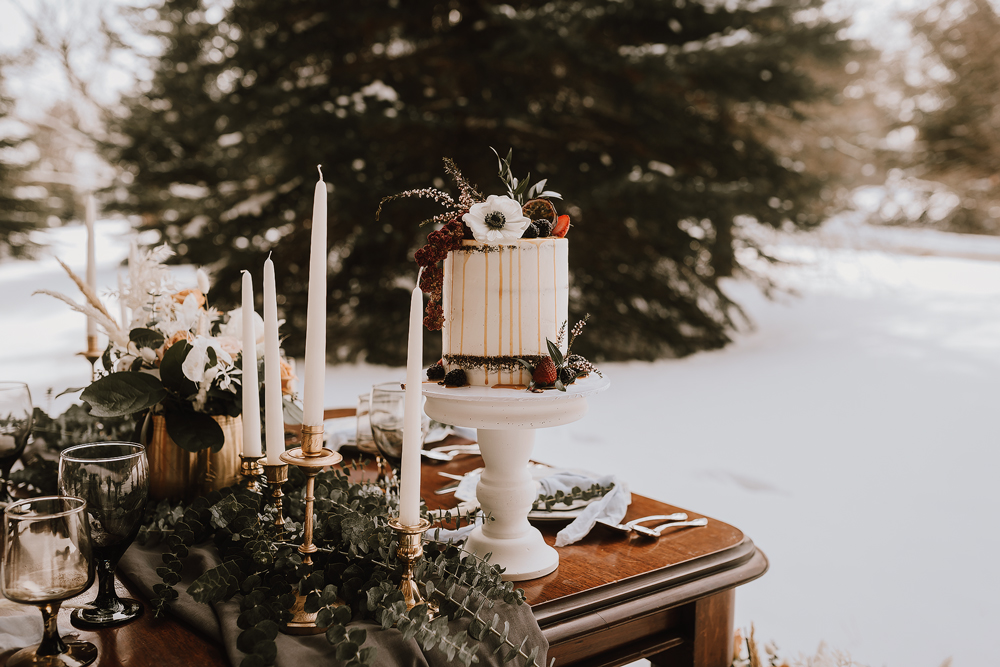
[240,654,265,667]
[335,643,360,661]
[251,640,277,662]
[81,372,166,418]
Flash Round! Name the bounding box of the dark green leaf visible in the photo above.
[159,340,197,397]
[164,409,225,453]
[545,339,563,367]
[81,372,166,418]
[130,328,165,349]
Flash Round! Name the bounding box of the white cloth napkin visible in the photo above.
[0,609,78,653]
[443,468,630,547]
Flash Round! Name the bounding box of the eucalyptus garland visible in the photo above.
[137,463,547,667]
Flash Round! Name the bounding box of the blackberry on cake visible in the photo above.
[426,362,446,381]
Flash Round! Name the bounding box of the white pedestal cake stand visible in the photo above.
[422,375,610,581]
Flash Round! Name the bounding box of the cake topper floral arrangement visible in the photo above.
[37,244,298,452]
[377,149,571,332]
[379,150,599,392]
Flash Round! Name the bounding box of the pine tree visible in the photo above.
[108,0,857,364]
[909,0,1000,234]
[0,70,48,259]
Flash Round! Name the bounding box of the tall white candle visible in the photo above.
[302,166,328,426]
[117,270,128,328]
[263,256,284,465]
[399,275,424,526]
[85,194,97,340]
[241,271,263,458]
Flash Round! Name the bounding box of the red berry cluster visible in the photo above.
[415,218,466,331]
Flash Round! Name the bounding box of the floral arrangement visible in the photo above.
[377,148,571,331]
[37,244,297,452]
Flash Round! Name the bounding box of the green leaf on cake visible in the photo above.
[81,372,167,417]
[546,339,564,367]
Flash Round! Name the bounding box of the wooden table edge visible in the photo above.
[537,544,768,643]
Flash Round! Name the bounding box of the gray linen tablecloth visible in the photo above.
[118,543,547,667]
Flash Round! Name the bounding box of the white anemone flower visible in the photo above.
[462,195,531,243]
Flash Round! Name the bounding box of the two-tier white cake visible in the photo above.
[441,238,568,387]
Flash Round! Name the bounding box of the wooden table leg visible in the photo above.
[649,588,735,667]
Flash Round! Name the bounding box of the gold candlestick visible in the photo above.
[388,517,438,618]
[79,335,102,381]
[279,424,343,635]
[239,454,264,493]
[262,463,288,539]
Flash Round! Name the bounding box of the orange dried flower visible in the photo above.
[279,358,296,395]
[172,289,206,307]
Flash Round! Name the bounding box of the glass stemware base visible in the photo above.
[7,641,98,667]
[7,599,97,666]
[70,596,144,629]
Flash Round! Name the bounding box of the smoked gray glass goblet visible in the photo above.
[0,382,33,502]
[58,442,149,628]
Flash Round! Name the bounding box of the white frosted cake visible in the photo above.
[441,238,568,387]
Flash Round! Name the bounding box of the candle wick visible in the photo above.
[317,164,323,181]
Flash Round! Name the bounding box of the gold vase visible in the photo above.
[146,413,243,501]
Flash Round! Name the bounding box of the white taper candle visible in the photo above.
[263,256,284,465]
[241,270,263,458]
[302,165,328,426]
[399,274,424,526]
[85,194,97,339]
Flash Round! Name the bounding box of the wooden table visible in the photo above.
[424,454,768,667]
[1,444,766,667]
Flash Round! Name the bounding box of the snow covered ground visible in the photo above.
[3,219,998,667]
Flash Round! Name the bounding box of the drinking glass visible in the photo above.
[58,442,149,628]
[0,382,33,501]
[354,391,377,455]
[2,496,97,667]
[369,382,429,464]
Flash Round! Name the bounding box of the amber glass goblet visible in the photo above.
[1,496,97,666]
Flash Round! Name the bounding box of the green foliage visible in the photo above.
[9,405,138,496]
[532,482,614,512]
[107,0,858,364]
[81,372,166,418]
[137,465,544,666]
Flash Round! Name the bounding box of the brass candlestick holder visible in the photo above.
[79,335,102,381]
[239,454,264,493]
[262,462,288,540]
[279,423,343,635]
[388,517,438,618]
